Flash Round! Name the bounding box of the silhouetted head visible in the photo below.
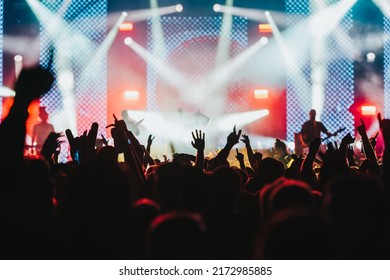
[256,157,285,186]
[259,176,314,221]
[39,106,49,121]
[146,212,209,259]
[254,208,336,259]
[96,145,118,163]
[323,175,390,259]
[268,178,314,215]
[309,109,316,121]
[211,166,242,211]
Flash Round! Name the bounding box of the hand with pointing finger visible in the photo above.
[357,118,367,137]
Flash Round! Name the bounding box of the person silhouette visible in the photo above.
[300,109,334,148]
[31,106,55,153]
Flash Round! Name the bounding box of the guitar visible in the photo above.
[321,127,346,142]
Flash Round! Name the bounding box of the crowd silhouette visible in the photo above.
[1,64,390,260]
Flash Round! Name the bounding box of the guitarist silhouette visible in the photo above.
[300,109,337,147]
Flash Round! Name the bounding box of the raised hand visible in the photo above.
[14,66,55,108]
[101,134,108,146]
[191,129,205,151]
[341,133,355,146]
[357,118,366,136]
[227,125,242,147]
[241,134,250,146]
[346,145,357,167]
[65,129,79,162]
[191,129,205,170]
[144,134,156,168]
[235,148,244,162]
[40,132,63,165]
[147,134,155,149]
[235,148,246,172]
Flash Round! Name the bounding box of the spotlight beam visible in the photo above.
[263,11,311,113]
[80,12,127,80]
[125,38,188,93]
[372,0,390,19]
[150,0,168,59]
[216,5,289,27]
[216,110,270,131]
[107,5,182,27]
[183,37,267,115]
[216,0,234,67]
[26,0,96,66]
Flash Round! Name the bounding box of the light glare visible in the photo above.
[14,55,23,62]
[367,52,376,63]
[213,4,221,12]
[260,37,269,45]
[124,37,133,46]
[124,90,140,100]
[361,105,377,116]
[175,4,183,12]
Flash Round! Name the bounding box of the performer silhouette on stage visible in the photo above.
[300,109,334,147]
[31,106,55,152]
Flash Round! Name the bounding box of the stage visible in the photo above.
[0,0,387,162]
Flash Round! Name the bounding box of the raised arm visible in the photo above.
[300,137,321,184]
[0,65,54,199]
[191,129,205,170]
[208,126,241,171]
[143,134,156,168]
[235,148,247,173]
[241,134,258,171]
[357,118,377,162]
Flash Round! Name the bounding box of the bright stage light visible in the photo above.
[14,55,24,79]
[260,37,269,45]
[361,105,377,116]
[124,37,133,46]
[175,4,183,12]
[14,55,23,62]
[264,11,270,16]
[0,86,15,97]
[124,90,140,100]
[367,52,376,63]
[254,89,269,99]
[287,141,295,151]
[213,4,221,12]
[119,22,134,31]
[217,110,270,130]
[258,23,272,34]
[122,11,128,17]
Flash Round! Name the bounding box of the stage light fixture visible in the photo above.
[175,4,183,12]
[258,23,272,34]
[122,11,128,17]
[367,52,376,63]
[361,105,377,116]
[14,55,23,62]
[264,11,270,16]
[260,37,269,45]
[124,37,133,46]
[124,90,140,100]
[119,22,134,31]
[213,4,221,12]
[254,89,269,99]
